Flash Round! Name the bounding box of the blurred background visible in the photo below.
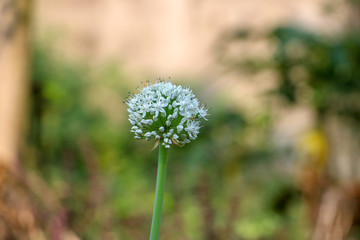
[1,0,360,239]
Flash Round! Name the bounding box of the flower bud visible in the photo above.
[126,80,208,148]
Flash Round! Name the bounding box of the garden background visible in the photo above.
[0,0,360,239]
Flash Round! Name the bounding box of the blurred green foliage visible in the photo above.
[216,6,360,237]
[271,27,360,121]
[27,44,307,240]
[219,26,360,123]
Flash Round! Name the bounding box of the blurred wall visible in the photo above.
[34,0,349,76]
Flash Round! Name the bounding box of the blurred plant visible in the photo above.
[217,26,360,123]
[28,45,132,239]
[271,27,360,124]
[216,14,360,239]
[27,43,302,240]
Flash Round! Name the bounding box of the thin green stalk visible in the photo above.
[149,143,169,240]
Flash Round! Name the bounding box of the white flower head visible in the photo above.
[126,79,208,148]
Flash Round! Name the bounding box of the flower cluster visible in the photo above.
[126,80,208,148]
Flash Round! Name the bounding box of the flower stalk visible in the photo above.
[149,143,168,240]
[126,80,208,240]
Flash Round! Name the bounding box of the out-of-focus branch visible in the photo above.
[0,1,82,239]
[312,185,359,240]
[0,0,36,238]
[0,0,30,172]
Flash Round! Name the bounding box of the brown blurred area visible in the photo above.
[1,0,360,239]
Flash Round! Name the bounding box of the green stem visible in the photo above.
[149,143,169,240]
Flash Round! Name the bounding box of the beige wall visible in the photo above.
[34,0,349,76]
